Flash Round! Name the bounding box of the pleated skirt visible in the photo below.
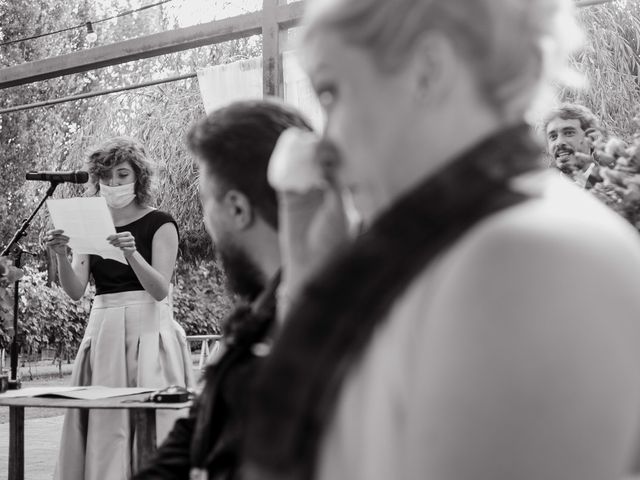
[54,290,195,480]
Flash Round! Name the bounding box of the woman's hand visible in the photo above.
[274,138,351,306]
[107,232,137,259]
[46,231,90,300]
[45,229,70,256]
[279,189,347,287]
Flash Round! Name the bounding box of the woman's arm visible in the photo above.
[108,222,178,301]
[57,253,90,301]
[46,229,90,300]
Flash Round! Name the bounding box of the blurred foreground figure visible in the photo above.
[134,99,313,479]
[242,1,640,480]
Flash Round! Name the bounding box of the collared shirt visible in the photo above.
[574,163,596,189]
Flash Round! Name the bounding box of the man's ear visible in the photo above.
[223,190,253,230]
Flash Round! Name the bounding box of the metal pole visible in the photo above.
[2,182,59,389]
[9,251,22,388]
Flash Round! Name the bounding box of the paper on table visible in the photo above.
[57,386,155,400]
[46,197,127,264]
[0,386,155,399]
[0,386,84,398]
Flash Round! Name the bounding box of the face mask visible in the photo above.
[100,183,136,209]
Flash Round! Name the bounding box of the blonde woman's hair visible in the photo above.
[305,0,583,121]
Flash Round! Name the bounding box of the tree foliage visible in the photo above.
[0,0,260,361]
[0,0,261,260]
[562,1,640,139]
[0,260,231,375]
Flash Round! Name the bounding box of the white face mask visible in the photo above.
[100,183,136,209]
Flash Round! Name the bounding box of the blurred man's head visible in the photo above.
[543,103,600,172]
[187,99,313,299]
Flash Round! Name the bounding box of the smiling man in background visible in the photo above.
[544,103,603,188]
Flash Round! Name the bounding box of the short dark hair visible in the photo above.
[543,103,600,133]
[187,99,313,229]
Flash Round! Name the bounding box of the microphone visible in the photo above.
[25,170,89,184]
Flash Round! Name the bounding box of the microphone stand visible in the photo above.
[1,181,59,389]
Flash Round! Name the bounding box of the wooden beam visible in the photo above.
[277,1,305,30]
[0,72,197,115]
[576,0,614,6]
[0,2,304,90]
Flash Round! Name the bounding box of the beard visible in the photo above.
[217,239,266,301]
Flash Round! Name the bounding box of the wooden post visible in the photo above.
[262,0,283,98]
[132,409,157,474]
[198,339,210,371]
[8,406,24,480]
[0,3,304,91]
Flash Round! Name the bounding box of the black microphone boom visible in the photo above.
[25,170,89,184]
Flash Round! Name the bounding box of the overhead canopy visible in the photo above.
[0,0,616,101]
[0,0,304,96]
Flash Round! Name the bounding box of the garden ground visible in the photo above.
[0,371,72,479]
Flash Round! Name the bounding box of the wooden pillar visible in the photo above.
[9,406,24,480]
[132,409,157,474]
[262,0,284,98]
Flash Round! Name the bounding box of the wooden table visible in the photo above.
[0,391,191,480]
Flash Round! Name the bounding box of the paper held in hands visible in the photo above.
[46,197,128,264]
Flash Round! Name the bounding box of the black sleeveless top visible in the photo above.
[90,210,178,295]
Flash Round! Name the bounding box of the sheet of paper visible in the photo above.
[0,386,155,399]
[0,386,84,398]
[46,386,155,400]
[46,197,127,264]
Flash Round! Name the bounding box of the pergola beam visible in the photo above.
[0,1,304,90]
[0,0,611,92]
[575,0,615,7]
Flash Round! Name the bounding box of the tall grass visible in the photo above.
[562,1,640,139]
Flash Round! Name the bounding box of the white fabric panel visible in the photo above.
[197,57,264,114]
[283,50,325,131]
[197,52,325,131]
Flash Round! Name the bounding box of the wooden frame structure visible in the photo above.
[0,0,304,98]
[0,0,615,101]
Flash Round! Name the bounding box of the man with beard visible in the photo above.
[543,103,604,188]
[134,99,313,480]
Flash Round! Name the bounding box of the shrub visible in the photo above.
[13,266,90,371]
[172,259,232,336]
[0,258,232,375]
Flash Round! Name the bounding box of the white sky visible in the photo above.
[166,0,263,27]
